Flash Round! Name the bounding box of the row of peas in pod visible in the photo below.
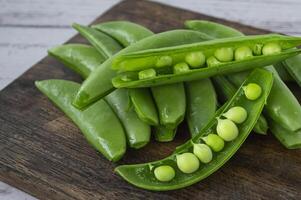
[153,83,262,182]
[137,42,282,81]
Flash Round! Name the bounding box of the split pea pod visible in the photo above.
[111,34,301,88]
[35,80,126,162]
[115,68,273,191]
[184,20,301,134]
[212,76,268,134]
[72,23,151,149]
[93,21,159,126]
[72,30,212,107]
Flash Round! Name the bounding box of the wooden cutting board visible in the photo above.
[0,0,300,199]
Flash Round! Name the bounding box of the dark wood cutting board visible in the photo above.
[0,0,300,199]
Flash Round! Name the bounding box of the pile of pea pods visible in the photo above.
[35,20,301,191]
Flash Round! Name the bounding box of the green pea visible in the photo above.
[154,165,175,182]
[216,118,239,141]
[173,62,190,74]
[156,56,173,67]
[223,106,248,124]
[206,56,221,67]
[202,134,224,152]
[193,143,213,163]
[235,46,253,61]
[243,83,262,100]
[214,47,234,62]
[176,153,199,174]
[185,51,206,68]
[138,68,156,80]
[120,75,132,82]
[253,44,263,55]
[262,42,282,55]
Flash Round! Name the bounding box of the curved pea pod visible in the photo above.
[35,80,126,162]
[72,23,122,59]
[92,21,153,47]
[48,44,105,78]
[104,89,151,149]
[186,79,217,137]
[282,54,301,87]
[115,68,274,191]
[212,76,268,135]
[73,30,212,109]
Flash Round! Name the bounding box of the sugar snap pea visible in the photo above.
[111,37,301,88]
[186,79,217,137]
[48,44,105,78]
[70,24,151,149]
[92,21,153,47]
[72,30,212,108]
[115,68,273,191]
[72,23,122,58]
[35,80,126,162]
[282,54,301,87]
[185,20,301,134]
[273,62,294,82]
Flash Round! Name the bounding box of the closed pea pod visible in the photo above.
[35,80,126,162]
[115,69,273,191]
[282,53,301,87]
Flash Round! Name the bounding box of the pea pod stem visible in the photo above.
[35,80,126,162]
[115,68,274,191]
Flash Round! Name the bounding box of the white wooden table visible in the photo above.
[1,0,301,199]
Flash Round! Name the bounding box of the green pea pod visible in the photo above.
[105,89,151,149]
[184,20,301,138]
[151,83,186,127]
[212,76,268,134]
[282,54,301,87]
[154,126,177,142]
[273,62,294,82]
[269,119,301,149]
[70,23,151,148]
[72,30,212,108]
[115,68,273,191]
[186,79,217,137]
[35,80,126,162]
[92,21,153,47]
[92,21,159,126]
[72,23,122,58]
[112,49,300,88]
[48,44,105,78]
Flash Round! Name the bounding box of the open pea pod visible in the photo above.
[35,80,126,162]
[115,68,273,191]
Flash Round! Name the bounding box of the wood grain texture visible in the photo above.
[0,0,300,199]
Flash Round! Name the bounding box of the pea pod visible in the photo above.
[212,76,268,134]
[112,49,300,88]
[115,68,273,191]
[186,79,217,137]
[48,44,105,78]
[273,62,294,82]
[92,21,153,47]
[72,30,212,108]
[35,80,126,162]
[72,23,122,58]
[282,54,301,87]
[71,23,151,148]
[185,20,301,138]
